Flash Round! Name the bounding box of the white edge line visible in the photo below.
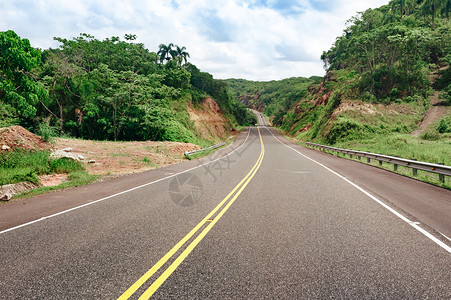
[0,128,253,235]
[265,126,451,254]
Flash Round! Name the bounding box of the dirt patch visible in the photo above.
[53,138,201,175]
[333,100,419,120]
[39,174,68,187]
[188,98,231,140]
[0,126,52,151]
[333,100,380,117]
[411,67,450,137]
[295,123,312,134]
[332,101,381,120]
[411,91,450,137]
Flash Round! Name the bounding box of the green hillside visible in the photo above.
[226,0,450,166]
[223,76,321,119]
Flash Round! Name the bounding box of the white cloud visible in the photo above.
[0,0,390,80]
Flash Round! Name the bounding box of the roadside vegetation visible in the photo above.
[0,30,256,191]
[0,149,93,186]
[10,170,98,199]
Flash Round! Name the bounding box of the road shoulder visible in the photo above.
[265,126,451,244]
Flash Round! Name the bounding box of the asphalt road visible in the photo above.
[0,114,450,299]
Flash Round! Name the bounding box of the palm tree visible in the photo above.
[390,0,415,24]
[174,45,190,65]
[440,0,451,19]
[420,0,444,29]
[157,43,174,63]
[157,44,189,65]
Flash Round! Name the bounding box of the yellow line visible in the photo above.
[118,127,265,300]
[138,130,264,299]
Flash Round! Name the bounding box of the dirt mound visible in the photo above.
[0,126,52,151]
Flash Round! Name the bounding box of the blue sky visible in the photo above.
[0,0,389,81]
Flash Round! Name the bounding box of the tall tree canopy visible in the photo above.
[321,1,450,99]
[0,30,47,123]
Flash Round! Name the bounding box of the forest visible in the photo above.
[0,31,256,144]
[320,0,450,101]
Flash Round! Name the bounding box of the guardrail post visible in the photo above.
[394,164,398,171]
[379,160,383,166]
[412,159,418,176]
[439,163,445,183]
[367,157,371,163]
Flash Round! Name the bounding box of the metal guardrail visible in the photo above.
[184,141,226,157]
[306,142,451,183]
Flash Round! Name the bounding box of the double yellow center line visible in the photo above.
[118,127,265,299]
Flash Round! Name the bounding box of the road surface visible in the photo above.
[0,114,450,299]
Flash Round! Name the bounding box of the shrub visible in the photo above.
[436,117,451,133]
[390,88,399,98]
[420,130,441,141]
[50,158,84,173]
[326,118,372,144]
[37,123,58,142]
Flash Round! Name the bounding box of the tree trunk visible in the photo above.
[432,3,435,29]
[113,96,117,141]
[52,79,64,130]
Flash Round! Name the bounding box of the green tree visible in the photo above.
[124,34,137,41]
[442,0,451,19]
[390,0,416,23]
[157,43,174,64]
[174,45,190,66]
[0,30,48,121]
[419,0,444,29]
[38,51,84,130]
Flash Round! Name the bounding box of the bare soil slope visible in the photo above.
[188,98,232,140]
[411,66,450,137]
[411,91,450,137]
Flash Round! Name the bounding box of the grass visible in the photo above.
[50,157,84,173]
[320,148,450,189]
[0,149,95,198]
[333,134,451,165]
[37,123,58,143]
[141,156,159,168]
[1,150,51,185]
[13,171,98,199]
[185,147,219,160]
[274,127,451,189]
